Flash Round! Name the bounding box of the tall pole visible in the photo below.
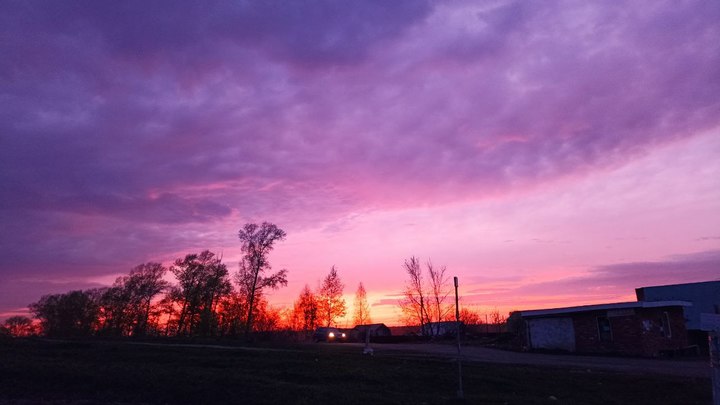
[711,331,720,405]
[454,276,463,399]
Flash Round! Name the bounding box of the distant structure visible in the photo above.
[422,321,464,338]
[636,280,720,350]
[513,280,720,357]
[515,301,690,357]
[352,323,391,341]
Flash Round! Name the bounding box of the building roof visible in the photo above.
[520,300,692,318]
[353,323,389,330]
[636,280,720,290]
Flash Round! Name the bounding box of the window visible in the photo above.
[597,317,612,342]
[661,312,672,338]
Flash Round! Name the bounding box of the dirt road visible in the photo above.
[349,342,710,378]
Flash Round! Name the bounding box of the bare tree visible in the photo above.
[237,222,287,338]
[489,308,507,333]
[426,260,451,335]
[352,282,372,326]
[317,266,346,327]
[399,256,430,334]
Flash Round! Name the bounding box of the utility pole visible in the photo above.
[454,276,463,399]
[701,313,720,405]
[711,331,720,405]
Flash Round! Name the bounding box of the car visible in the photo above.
[313,327,347,343]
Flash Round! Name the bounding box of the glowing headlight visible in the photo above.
[341,333,346,338]
[328,332,335,338]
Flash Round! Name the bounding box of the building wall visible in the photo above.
[572,307,687,356]
[636,281,720,330]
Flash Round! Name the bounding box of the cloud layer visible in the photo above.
[1,1,719,318]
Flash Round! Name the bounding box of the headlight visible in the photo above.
[341,333,346,338]
[328,332,335,338]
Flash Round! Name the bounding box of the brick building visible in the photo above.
[636,280,720,351]
[516,301,690,357]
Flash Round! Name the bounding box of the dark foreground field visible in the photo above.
[0,339,711,404]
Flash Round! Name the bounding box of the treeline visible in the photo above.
[23,255,276,338]
[8,222,363,340]
[2,223,506,339]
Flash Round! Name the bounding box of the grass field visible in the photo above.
[0,339,711,404]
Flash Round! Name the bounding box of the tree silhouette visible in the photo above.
[293,284,319,332]
[318,266,346,327]
[399,256,451,335]
[29,289,101,337]
[237,222,287,338]
[1,316,36,337]
[458,307,481,325]
[171,250,231,336]
[99,262,169,336]
[399,256,429,334]
[426,260,451,333]
[352,282,371,326]
[126,262,169,336]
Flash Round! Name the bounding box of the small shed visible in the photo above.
[352,323,391,340]
[518,301,691,357]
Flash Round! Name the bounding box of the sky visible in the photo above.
[1,0,719,325]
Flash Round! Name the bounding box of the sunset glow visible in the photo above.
[1,1,719,326]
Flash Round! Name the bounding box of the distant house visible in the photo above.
[636,280,720,351]
[388,325,420,336]
[352,323,391,340]
[516,301,690,357]
[422,321,463,337]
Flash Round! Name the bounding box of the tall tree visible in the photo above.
[100,262,169,336]
[426,260,451,332]
[399,256,429,334]
[125,262,169,336]
[398,257,451,335]
[171,250,231,336]
[237,222,287,337]
[352,282,372,326]
[293,284,318,332]
[317,266,346,327]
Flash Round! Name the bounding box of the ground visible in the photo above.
[0,339,712,404]
[359,342,708,378]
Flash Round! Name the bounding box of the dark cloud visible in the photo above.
[0,0,433,72]
[0,0,718,317]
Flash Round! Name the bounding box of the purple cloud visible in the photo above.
[510,250,720,304]
[1,0,719,318]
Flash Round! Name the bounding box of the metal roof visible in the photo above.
[520,300,692,318]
